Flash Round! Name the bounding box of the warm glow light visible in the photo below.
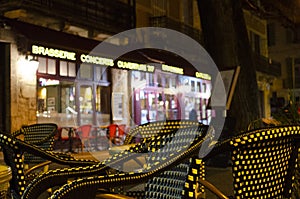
[41,88,47,99]
[17,56,39,83]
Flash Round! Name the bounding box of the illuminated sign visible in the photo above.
[195,72,211,80]
[32,45,76,61]
[80,54,114,66]
[39,78,60,86]
[117,61,155,72]
[162,64,184,75]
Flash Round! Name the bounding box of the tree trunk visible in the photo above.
[198,0,260,134]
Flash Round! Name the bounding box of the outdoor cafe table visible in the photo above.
[0,165,11,199]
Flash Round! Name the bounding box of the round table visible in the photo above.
[0,165,11,199]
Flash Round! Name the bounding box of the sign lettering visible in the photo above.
[195,72,211,80]
[162,64,184,74]
[80,54,114,66]
[32,45,76,61]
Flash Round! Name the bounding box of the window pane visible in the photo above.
[79,85,93,124]
[48,59,56,75]
[95,66,102,81]
[60,61,68,76]
[101,67,107,81]
[38,57,46,73]
[69,62,76,77]
[80,64,92,79]
[202,83,206,93]
[191,81,195,92]
[197,82,201,92]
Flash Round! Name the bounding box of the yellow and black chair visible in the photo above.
[197,125,300,199]
[0,129,98,199]
[110,120,204,167]
[12,123,58,172]
[23,124,209,199]
[123,119,202,145]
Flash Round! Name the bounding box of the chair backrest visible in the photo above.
[77,124,92,138]
[24,124,209,199]
[205,125,300,199]
[118,124,126,137]
[0,131,98,199]
[20,123,58,164]
[124,119,202,145]
[108,124,118,138]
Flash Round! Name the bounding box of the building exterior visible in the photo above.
[243,8,282,118]
[267,17,300,110]
[0,0,135,132]
[0,0,213,133]
[0,0,285,133]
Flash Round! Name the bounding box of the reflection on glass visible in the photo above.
[48,59,56,75]
[80,64,92,79]
[80,85,93,124]
[60,61,68,76]
[38,57,46,73]
[69,63,76,77]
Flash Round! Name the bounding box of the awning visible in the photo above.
[5,18,202,78]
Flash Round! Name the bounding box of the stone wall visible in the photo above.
[1,29,37,132]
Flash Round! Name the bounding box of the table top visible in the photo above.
[0,165,11,184]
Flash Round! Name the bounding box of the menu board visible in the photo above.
[112,92,123,120]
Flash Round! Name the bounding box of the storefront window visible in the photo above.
[60,61,76,77]
[191,80,195,92]
[95,66,107,81]
[38,57,47,73]
[197,82,201,92]
[38,57,56,75]
[79,85,93,124]
[37,79,77,127]
[48,59,56,75]
[79,64,93,80]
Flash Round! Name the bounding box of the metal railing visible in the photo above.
[149,16,203,44]
[0,0,135,35]
[253,53,281,76]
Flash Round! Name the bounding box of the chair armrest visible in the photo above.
[24,160,52,176]
[196,178,229,199]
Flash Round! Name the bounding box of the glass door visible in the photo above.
[78,85,94,125]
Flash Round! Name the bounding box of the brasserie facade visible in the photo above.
[1,19,212,132]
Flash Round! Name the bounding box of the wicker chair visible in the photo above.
[197,125,300,199]
[0,129,98,199]
[110,120,203,167]
[123,119,202,145]
[23,124,209,199]
[12,123,58,171]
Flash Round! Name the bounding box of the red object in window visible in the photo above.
[108,124,118,139]
[118,124,126,137]
[76,124,94,151]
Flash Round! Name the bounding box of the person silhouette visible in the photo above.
[189,108,197,121]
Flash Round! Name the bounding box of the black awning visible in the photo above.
[4,18,200,77]
[5,18,101,53]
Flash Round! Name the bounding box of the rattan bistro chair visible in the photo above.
[109,120,203,167]
[23,124,209,199]
[0,130,98,199]
[123,120,202,145]
[197,125,300,199]
[12,123,58,171]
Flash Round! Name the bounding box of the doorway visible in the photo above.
[0,42,10,132]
